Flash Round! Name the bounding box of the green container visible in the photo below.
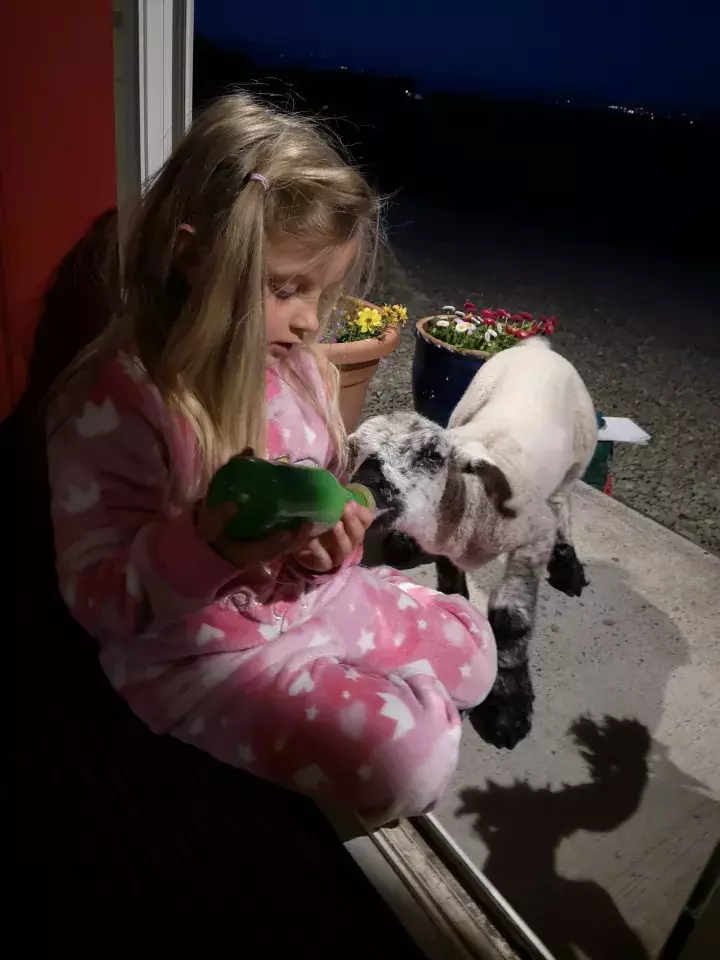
[582,412,614,493]
[207,456,375,541]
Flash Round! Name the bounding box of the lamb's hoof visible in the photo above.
[469,692,533,750]
[547,541,589,597]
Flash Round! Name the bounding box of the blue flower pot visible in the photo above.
[412,319,489,427]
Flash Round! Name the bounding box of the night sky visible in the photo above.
[195,1,720,110]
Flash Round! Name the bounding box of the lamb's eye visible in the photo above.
[414,443,444,469]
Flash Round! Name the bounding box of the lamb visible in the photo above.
[350,338,597,749]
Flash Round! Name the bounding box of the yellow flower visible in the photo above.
[355,306,383,334]
[381,303,408,326]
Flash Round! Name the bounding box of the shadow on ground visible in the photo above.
[456,716,718,960]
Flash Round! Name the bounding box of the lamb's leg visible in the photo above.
[436,556,469,599]
[470,530,553,749]
[546,480,589,597]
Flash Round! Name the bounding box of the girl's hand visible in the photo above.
[291,501,374,574]
[197,500,312,568]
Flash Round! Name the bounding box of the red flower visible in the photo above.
[481,316,495,326]
[506,325,521,337]
[517,330,532,339]
[479,308,497,319]
[509,314,525,323]
[496,308,511,318]
[464,300,476,313]
[519,311,533,321]
[530,323,540,335]
[542,316,558,335]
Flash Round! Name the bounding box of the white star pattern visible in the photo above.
[348,603,356,613]
[357,630,375,653]
[288,670,314,696]
[378,693,416,739]
[341,690,350,700]
[303,423,317,445]
[417,619,428,631]
[258,622,281,640]
[75,398,120,437]
[344,668,361,681]
[294,764,329,792]
[393,633,405,647]
[306,705,319,721]
[281,427,291,440]
[237,744,255,764]
[358,764,373,781]
[194,623,225,647]
[459,662,473,678]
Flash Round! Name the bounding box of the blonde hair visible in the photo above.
[62,93,380,493]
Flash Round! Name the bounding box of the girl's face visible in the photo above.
[264,239,356,365]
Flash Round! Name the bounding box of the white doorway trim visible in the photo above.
[113,0,194,214]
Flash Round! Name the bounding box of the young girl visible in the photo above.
[47,94,496,821]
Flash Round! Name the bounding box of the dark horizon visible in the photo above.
[195,1,720,116]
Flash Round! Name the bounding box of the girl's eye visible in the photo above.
[269,281,296,301]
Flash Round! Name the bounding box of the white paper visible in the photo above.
[597,417,651,444]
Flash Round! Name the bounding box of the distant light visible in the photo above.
[566,99,571,103]
[339,65,348,70]
[690,120,694,124]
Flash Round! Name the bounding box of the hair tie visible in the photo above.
[248,172,269,192]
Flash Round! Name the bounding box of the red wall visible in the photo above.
[0,0,116,418]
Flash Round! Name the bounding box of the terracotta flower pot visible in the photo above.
[317,312,401,432]
[412,318,490,427]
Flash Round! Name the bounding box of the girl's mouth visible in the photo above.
[268,341,295,360]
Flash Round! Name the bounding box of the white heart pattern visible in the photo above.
[288,669,314,696]
[60,482,100,515]
[397,592,418,611]
[293,764,329,792]
[194,623,225,647]
[395,659,437,680]
[75,398,120,438]
[378,693,416,739]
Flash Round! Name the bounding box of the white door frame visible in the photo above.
[113,0,194,214]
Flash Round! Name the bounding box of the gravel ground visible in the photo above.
[363,196,720,555]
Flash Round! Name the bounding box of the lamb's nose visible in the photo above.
[352,455,382,479]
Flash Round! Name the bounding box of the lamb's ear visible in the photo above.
[462,460,517,519]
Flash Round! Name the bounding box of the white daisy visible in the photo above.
[442,305,456,312]
[455,321,473,333]
[435,319,451,328]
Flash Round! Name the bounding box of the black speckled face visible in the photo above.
[349,413,453,539]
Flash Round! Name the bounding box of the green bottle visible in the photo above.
[206,456,376,542]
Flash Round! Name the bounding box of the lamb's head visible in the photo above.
[350,412,516,554]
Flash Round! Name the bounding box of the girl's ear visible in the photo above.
[173,223,200,285]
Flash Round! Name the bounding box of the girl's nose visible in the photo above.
[291,299,320,336]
